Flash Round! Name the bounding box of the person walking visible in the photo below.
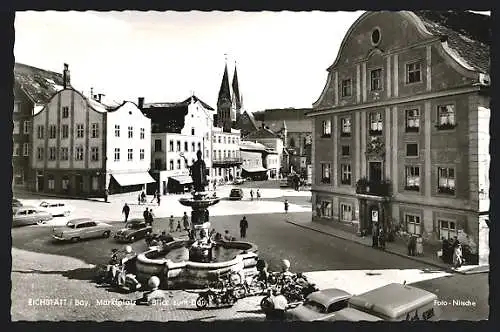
[240,216,249,238]
[143,208,149,224]
[378,228,385,250]
[147,208,155,227]
[157,193,161,206]
[169,215,175,233]
[453,242,463,268]
[182,212,190,231]
[256,189,261,200]
[284,199,289,214]
[176,217,182,232]
[141,191,146,204]
[372,222,379,248]
[122,203,130,223]
[408,235,416,256]
[138,194,141,205]
[151,191,157,203]
[250,189,254,201]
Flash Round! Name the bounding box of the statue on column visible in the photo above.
[181,150,209,193]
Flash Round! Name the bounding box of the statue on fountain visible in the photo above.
[181,150,209,194]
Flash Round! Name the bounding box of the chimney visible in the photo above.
[97,93,105,103]
[138,97,144,109]
[63,63,71,88]
[90,87,94,99]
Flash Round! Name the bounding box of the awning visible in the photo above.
[169,175,193,185]
[112,172,156,186]
[242,167,267,173]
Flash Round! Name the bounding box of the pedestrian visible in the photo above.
[176,218,182,232]
[240,216,248,238]
[141,191,146,204]
[157,194,161,206]
[182,212,190,231]
[151,191,157,203]
[408,235,416,256]
[213,181,216,191]
[122,203,130,223]
[378,228,385,250]
[169,215,175,233]
[372,222,379,248]
[138,194,141,205]
[250,189,254,201]
[104,189,109,203]
[147,208,154,227]
[256,189,261,200]
[143,208,149,224]
[284,199,289,214]
[453,243,463,268]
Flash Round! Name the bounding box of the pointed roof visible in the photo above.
[14,62,66,105]
[232,64,242,109]
[217,62,231,105]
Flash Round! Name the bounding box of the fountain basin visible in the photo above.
[135,240,259,289]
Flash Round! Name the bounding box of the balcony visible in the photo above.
[356,178,392,197]
[212,157,243,166]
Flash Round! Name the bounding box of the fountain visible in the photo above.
[135,151,259,289]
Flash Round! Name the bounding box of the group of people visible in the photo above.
[442,236,464,268]
[371,222,386,249]
[249,189,261,201]
[169,212,191,233]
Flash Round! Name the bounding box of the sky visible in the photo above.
[14,10,490,112]
[14,11,365,111]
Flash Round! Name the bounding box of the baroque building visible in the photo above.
[308,11,490,252]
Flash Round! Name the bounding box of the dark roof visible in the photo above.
[217,63,231,105]
[143,95,213,111]
[245,126,280,139]
[14,62,66,104]
[413,10,490,73]
[252,111,265,121]
[263,108,311,121]
[232,65,242,110]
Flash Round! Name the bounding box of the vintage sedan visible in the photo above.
[114,219,152,243]
[285,288,351,321]
[12,206,53,227]
[229,188,244,200]
[39,201,73,217]
[52,218,112,242]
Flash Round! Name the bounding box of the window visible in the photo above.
[406,143,418,157]
[341,164,352,185]
[75,147,84,161]
[76,124,84,138]
[370,69,382,91]
[322,119,332,137]
[92,177,99,191]
[91,123,99,138]
[48,147,56,161]
[437,105,456,130]
[114,125,120,137]
[406,62,422,83]
[191,127,195,135]
[405,166,420,191]
[341,117,351,137]
[62,177,69,190]
[23,121,30,134]
[140,128,145,139]
[197,142,201,152]
[321,163,331,184]
[224,137,227,144]
[439,220,457,239]
[438,167,455,195]
[213,135,216,143]
[13,170,23,185]
[37,125,44,139]
[177,159,181,169]
[128,126,133,138]
[341,79,352,97]
[176,141,181,152]
[191,142,195,152]
[169,140,174,152]
[218,150,221,160]
[62,106,69,118]
[13,102,20,113]
[369,112,383,135]
[23,143,29,156]
[49,125,57,139]
[48,176,55,190]
[340,203,352,222]
[155,139,162,152]
[406,214,421,235]
[91,147,99,161]
[37,147,44,160]
[61,125,69,139]
[213,150,216,159]
[405,109,420,132]
[184,142,188,152]
[218,136,221,143]
[60,147,69,160]
[321,201,332,218]
[128,149,133,161]
[169,160,174,170]
[154,159,162,169]
[114,148,120,161]
[13,121,20,134]
[13,143,20,156]
[140,149,145,160]
[371,28,381,45]
[341,145,350,156]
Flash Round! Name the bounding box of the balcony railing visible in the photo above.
[212,157,243,165]
[356,178,392,197]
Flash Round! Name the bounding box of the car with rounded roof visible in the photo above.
[38,201,73,217]
[52,218,112,242]
[229,188,244,200]
[114,219,152,243]
[12,206,53,227]
[285,288,351,321]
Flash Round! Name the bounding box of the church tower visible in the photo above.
[217,59,232,132]
[231,62,242,127]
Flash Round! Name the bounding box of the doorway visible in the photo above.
[369,162,382,182]
[36,176,44,192]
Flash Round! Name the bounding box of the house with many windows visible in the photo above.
[31,67,153,196]
[212,126,242,182]
[141,95,214,194]
[12,62,67,189]
[308,11,490,251]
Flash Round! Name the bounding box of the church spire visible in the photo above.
[217,55,233,132]
[217,58,231,106]
[232,61,242,112]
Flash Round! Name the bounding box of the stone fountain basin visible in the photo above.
[135,240,259,289]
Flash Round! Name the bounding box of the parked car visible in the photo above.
[12,206,53,227]
[38,201,73,217]
[285,288,351,321]
[114,219,152,243]
[52,218,112,242]
[229,188,244,200]
[12,198,23,207]
[233,177,245,185]
[332,283,441,321]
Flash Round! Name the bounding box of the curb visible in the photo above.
[13,189,109,204]
[285,220,487,275]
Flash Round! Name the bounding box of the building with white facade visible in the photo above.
[239,141,267,180]
[245,126,284,178]
[211,127,242,182]
[141,95,214,194]
[31,80,153,197]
